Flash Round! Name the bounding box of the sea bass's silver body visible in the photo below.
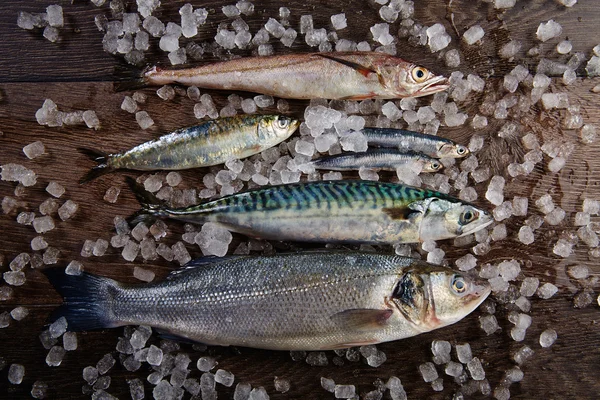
[52,252,489,350]
[110,115,299,171]
[138,180,492,244]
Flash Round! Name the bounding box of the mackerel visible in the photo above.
[129,179,492,244]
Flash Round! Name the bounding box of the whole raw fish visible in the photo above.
[80,115,299,183]
[362,128,470,158]
[118,52,449,100]
[129,179,492,244]
[310,148,443,173]
[44,252,491,351]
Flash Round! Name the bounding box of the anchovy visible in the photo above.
[79,115,299,183]
[310,149,443,173]
[362,128,470,158]
[117,52,449,100]
[129,179,492,244]
[44,252,491,351]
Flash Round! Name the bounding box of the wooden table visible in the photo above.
[0,0,599,399]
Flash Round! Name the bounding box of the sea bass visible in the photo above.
[310,149,443,173]
[80,115,299,183]
[118,52,449,100]
[129,179,492,244]
[44,252,491,351]
[362,128,470,158]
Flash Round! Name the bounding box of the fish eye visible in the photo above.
[411,67,429,83]
[456,146,467,155]
[431,162,440,170]
[459,208,478,225]
[275,117,290,129]
[451,275,468,294]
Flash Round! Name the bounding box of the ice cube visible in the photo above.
[536,20,562,42]
[494,0,516,8]
[463,25,484,45]
[467,357,485,380]
[23,141,46,159]
[46,345,66,367]
[455,254,477,271]
[419,362,438,382]
[331,13,347,30]
[215,369,235,387]
[169,48,187,65]
[537,282,558,299]
[334,385,356,398]
[371,23,394,46]
[133,266,155,282]
[479,314,499,334]
[8,364,25,384]
[265,17,284,38]
[273,376,290,393]
[553,238,573,258]
[499,40,521,59]
[63,331,78,351]
[135,111,154,129]
[513,345,534,365]
[306,351,328,366]
[46,5,64,28]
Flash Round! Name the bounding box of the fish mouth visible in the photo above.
[418,76,450,96]
[458,212,494,237]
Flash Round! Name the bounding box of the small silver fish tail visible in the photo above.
[126,176,170,225]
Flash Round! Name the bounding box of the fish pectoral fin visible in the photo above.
[331,308,393,331]
[317,54,380,80]
[155,329,198,344]
[328,339,379,350]
[382,207,413,220]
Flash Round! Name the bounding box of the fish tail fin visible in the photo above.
[43,268,120,331]
[78,147,114,184]
[113,63,152,92]
[125,176,169,225]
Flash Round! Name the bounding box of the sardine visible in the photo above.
[362,128,470,158]
[44,252,491,351]
[129,179,493,244]
[118,52,449,100]
[310,149,443,173]
[79,115,299,183]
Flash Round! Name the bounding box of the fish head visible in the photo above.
[411,198,493,241]
[383,63,449,98]
[421,159,443,173]
[438,143,470,158]
[257,115,300,145]
[391,264,490,332]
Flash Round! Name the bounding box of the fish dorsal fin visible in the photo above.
[167,256,244,279]
[317,54,383,84]
[331,308,393,331]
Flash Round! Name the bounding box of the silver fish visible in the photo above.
[361,128,470,158]
[44,252,491,351]
[310,149,443,173]
[129,179,493,244]
[119,52,449,100]
[80,115,299,183]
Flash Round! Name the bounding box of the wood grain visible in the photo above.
[0,0,599,399]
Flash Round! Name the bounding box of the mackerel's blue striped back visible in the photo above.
[181,180,453,215]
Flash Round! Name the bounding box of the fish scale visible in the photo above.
[131,180,492,244]
[45,252,491,351]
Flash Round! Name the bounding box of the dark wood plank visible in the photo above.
[0,0,599,399]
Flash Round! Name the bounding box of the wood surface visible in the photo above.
[0,0,599,399]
